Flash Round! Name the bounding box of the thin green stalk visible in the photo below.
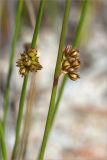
[18,74,36,160]
[11,75,28,160]
[0,122,7,160]
[17,1,36,159]
[11,0,46,159]
[31,0,46,48]
[2,0,24,128]
[50,0,89,129]
[38,1,71,160]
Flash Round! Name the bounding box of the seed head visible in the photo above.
[62,45,80,81]
[16,48,42,77]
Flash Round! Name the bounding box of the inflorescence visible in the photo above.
[16,48,42,76]
[62,45,80,81]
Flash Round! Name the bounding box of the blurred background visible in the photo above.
[0,0,107,159]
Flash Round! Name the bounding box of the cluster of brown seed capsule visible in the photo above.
[16,48,42,76]
[62,45,80,81]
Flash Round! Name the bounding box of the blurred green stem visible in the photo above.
[18,74,36,160]
[2,0,24,128]
[38,1,71,160]
[11,75,28,160]
[17,1,36,159]
[31,0,46,48]
[51,0,89,128]
[0,122,7,160]
[11,0,46,159]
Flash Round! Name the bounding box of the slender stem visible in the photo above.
[11,75,28,160]
[31,0,46,48]
[25,0,35,28]
[50,75,67,127]
[73,0,89,49]
[38,1,71,160]
[17,1,36,159]
[18,74,36,160]
[11,0,46,159]
[2,0,24,128]
[0,122,7,160]
[50,0,89,128]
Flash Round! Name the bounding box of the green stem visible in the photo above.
[73,0,89,49]
[50,0,89,128]
[11,0,46,159]
[31,0,46,48]
[11,75,28,160]
[0,122,7,160]
[38,1,71,160]
[2,0,24,128]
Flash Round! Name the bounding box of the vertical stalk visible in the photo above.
[11,0,46,159]
[2,0,24,128]
[17,0,36,159]
[38,1,71,160]
[18,74,36,160]
[11,75,28,160]
[50,0,89,129]
[0,121,7,160]
[31,0,46,48]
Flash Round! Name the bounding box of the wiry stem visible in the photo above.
[17,0,36,159]
[0,121,7,160]
[2,0,24,128]
[11,75,28,160]
[50,0,89,129]
[18,74,36,160]
[11,0,46,159]
[38,1,71,160]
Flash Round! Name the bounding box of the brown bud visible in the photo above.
[24,59,32,66]
[63,45,72,57]
[69,49,79,58]
[19,68,28,76]
[71,59,80,69]
[66,57,76,64]
[62,60,71,72]
[68,72,80,81]
[67,68,75,73]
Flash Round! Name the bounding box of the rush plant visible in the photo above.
[38,0,89,159]
[0,0,89,159]
[11,0,46,159]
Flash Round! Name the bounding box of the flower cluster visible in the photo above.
[62,45,80,81]
[16,48,42,76]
